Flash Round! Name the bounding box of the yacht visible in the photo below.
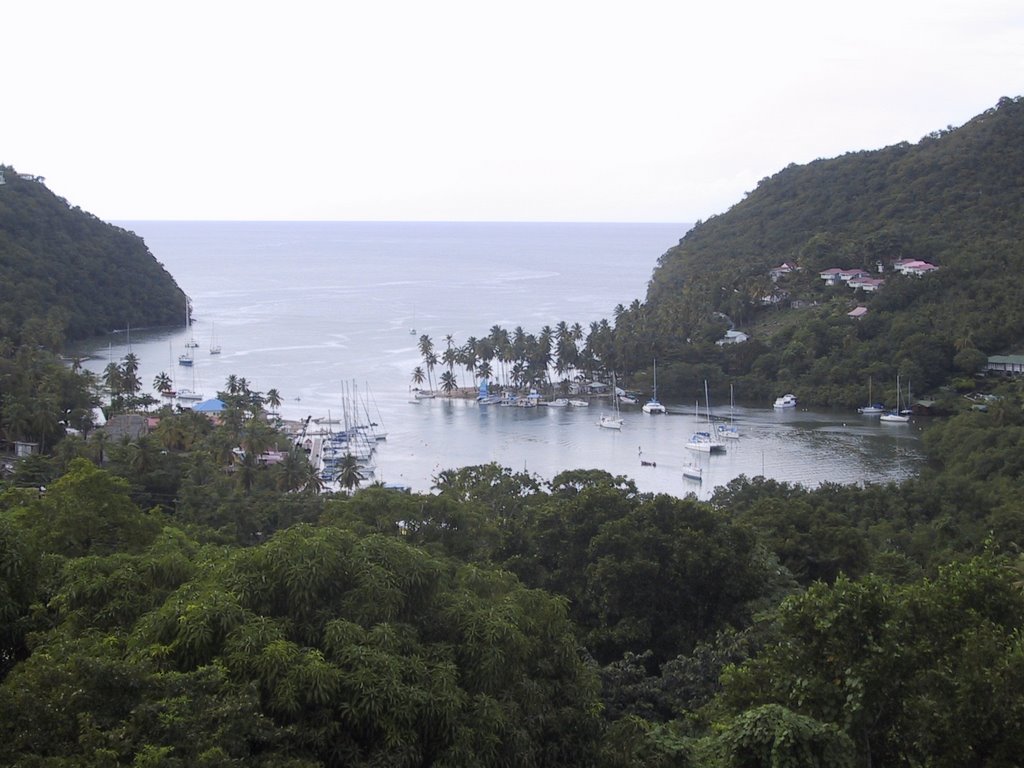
[773,393,798,408]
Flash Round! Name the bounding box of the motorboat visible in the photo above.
[547,398,570,407]
[682,463,703,480]
[773,393,798,408]
[569,399,589,407]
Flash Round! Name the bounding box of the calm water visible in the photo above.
[76,221,925,498]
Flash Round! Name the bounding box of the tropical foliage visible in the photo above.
[0,165,184,345]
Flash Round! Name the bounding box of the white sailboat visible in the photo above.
[858,376,884,415]
[686,381,726,453]
[209,322,221,355]
[880,375,910,423]
[184,295,199,348]
[717,383,740,439]
[642,359,667,414]
[598,375,624,429]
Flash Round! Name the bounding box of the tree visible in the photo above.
[720,554,1024,767]
[336,452,364,491]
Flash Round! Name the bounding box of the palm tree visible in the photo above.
[153,371,173,394]
[265,388,283,414]
[411,366,426,389]
[337,452,364,491]
[440,370,458,396]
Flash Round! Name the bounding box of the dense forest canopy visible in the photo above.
[0,165,184,346]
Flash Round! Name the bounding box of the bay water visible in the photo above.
[77,221,925,498]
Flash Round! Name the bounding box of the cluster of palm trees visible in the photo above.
[411,320,622,396]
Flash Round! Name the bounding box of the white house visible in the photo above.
[894,259,939,276]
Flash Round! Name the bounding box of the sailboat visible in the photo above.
[716,383,740,439]
[598,375,624,429]
[880,375,910,423]
[184,295,199,348]
[858,376,884,415]
[686,381,726,452]
[209,322,221,355]
[642,359,667,414]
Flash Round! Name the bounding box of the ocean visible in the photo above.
[77,221,924,497]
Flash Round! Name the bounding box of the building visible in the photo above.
[893,258,939,276]
[986,355,1024,376]
[769,262,799,281]
[847,306,869,319]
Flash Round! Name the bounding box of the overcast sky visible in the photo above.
[5,1,1022,222]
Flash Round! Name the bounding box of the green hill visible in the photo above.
[0,167,184,347]
[633,96,1024,406]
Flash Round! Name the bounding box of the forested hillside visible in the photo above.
[620,96,1024,405]
[0,166,184,346]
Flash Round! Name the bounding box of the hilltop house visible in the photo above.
[893,258,940,276]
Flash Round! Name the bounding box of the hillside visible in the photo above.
[633,96,1024,406]
[0,167,184,346]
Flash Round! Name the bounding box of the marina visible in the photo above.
[72,221,926,499]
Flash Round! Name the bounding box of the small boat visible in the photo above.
[183,294,199,348]
[858,377,883,414]
[619,394,638,405]
[686,382,726,453]
[685,430,725,453]
[880,375,910,423]
[413,388,436,400]
[717,383,740,438]
[682,463,703,480]
[476,379,503,405]
[717,423,740,440]
[547,398,570,407]
[209,322,221,355]
[597,375,624,429]
[178,353,194,367]
[569,399,589,407]
[773,393,798,408]
[642,359,667,414]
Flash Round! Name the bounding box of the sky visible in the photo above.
[4,0,1023,223]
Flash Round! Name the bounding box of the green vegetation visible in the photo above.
[0,166,184,346]
[4,98,1024,765]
